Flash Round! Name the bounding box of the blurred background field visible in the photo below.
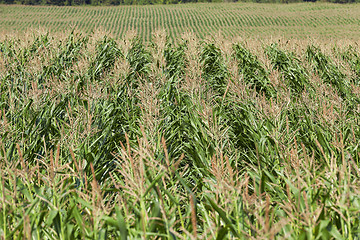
[1,3,360,41]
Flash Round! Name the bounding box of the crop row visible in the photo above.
[1,3,360,40]
[1,32,360,239]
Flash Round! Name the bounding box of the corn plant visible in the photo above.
[339,45,360,84]
[265,43,310,95]
[88,36,122,81]
[201,43,228,97]
[1,32,360,239]
[233,44,275,98]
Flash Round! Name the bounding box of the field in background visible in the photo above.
[1,3,360,40]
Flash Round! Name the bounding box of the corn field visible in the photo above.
[1,31,360,239]
[2,3,360,40]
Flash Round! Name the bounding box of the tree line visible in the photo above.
[1,0,357,8]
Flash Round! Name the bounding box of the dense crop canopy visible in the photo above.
[1,32,360,239]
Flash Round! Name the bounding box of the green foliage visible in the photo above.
[306,45,348,97]
[233,44,275,98]
[340,45,360,84]
[201,43,228,97]
[88,36,122,81]
[126,38,152,84]
[43,33,88,80]
[266,43,310,95]
[7,0,358,5]
[1,32,360,239]
[305,45,360,112]
[164,41,186,80]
